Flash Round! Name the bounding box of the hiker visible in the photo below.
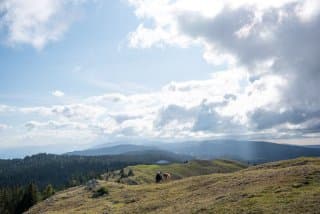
[155,171,163,183]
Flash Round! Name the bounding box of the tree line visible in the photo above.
[0,151,182,213]
[0,183,54,214]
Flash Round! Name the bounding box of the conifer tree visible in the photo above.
[19,183,39,212]
[42,184,55,200]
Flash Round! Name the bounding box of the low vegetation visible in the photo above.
[26,157,320,214]
[92,187,109,198]
[104,159,247,184]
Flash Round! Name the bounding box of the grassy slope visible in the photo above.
[27,158,320,214]
[109,159,247,184]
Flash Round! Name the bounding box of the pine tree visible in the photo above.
[42,184,55,200]
[19,183,39,213]
[128,169,134,177]
[119,168,125,178]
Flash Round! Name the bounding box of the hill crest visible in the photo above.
[27,157,320,214]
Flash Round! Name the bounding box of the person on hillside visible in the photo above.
[155,171,162,183]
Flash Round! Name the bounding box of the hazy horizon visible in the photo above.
[1,138,320,159]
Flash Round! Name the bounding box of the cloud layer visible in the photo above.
[0,0,88,49]
[126,0,320,139]
[0,66,316,148]
[1,0,320,148]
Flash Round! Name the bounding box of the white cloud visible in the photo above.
[0,64,315,147]
[0,67,290,145]
[0,0,89,49]
[52,90,65,97]
[24,120,87,131]
[1,0,320,148]
[128,0,320,64]
[0,104,14,112]
[126,0,320,139]
[20,104,106,120]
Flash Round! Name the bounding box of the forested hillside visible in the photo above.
[0,150,187,213]
[0,151,187,188]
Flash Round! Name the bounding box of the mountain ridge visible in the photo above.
[66,140,320,163]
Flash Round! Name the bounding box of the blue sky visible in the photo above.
[0,0,213,106]
[1,0,320,157]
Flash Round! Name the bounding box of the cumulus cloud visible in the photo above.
[0,66,288,143]
[0,104,14,112]
[52,90,64,97]
[20,104,106,120]
[250,108,320,132]
[24,120,87,131]
[127,0,320,139]
[0,0,89,49]
[1,0,320,147]
[0,65,316,148]
[154,104,195,129]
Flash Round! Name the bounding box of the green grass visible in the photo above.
[107,159,247,184]
[27,157,320,214]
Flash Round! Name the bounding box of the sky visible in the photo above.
[1,0,320,155]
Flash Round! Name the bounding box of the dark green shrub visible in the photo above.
[128,169,134,177]
[93,187,109,198]
[119,169,126,178]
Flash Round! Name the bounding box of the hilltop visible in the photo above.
[106,159,247,184]
[27,157,320,214]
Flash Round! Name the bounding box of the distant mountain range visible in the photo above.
[65,144,157,156]
[66,140,320,164]
[303,145,320,149]
[164,140,320,163]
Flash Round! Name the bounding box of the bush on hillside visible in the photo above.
[92,187,109,198]
[128,169,134,177]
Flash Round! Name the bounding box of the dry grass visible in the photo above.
[106,159,247,184]
[26,157,320,214]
